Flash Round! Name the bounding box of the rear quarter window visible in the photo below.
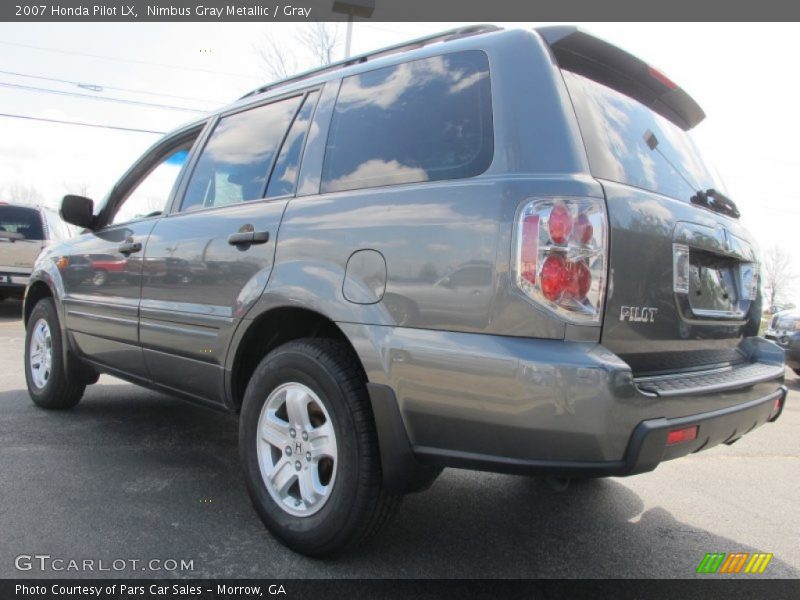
[321,50,493,193]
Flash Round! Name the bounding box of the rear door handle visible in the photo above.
[228,230,269,246]
[118,241,142,255]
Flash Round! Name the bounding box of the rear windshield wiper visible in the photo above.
[690,188,740,219]
[644,129,740,219]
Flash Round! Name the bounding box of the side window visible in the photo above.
[266,91,319,198]
[181,96,302,212]
[111,146,190,226]
[321,50,493,193]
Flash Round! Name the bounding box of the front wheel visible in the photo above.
[24,298,85,409]
[239,339,401,556]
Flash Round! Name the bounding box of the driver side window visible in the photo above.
[110,146,191,226]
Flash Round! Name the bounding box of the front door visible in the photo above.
[62,133,199,378]
[139,91,319,404]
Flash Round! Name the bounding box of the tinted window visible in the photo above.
[0,206,44,240]
[112,147,190,225]
[181,96,302,211]
[321,51,493,193]
[563,71,721,200]
[267,91,318,198]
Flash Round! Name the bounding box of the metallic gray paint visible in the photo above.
[25,27,786,478]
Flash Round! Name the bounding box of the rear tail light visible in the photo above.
[514,198,607,323]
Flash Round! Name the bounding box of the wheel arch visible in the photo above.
[23,279,55,326]
[225,305,366,414]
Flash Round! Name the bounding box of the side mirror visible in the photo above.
[60,195,95,230]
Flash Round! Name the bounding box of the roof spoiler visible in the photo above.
[536,26,705,130]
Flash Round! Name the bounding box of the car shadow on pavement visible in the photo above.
[0,383,796,579]
[0,299,23,323]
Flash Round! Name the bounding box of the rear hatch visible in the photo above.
[540,27,762,376]
[0,205,46,276]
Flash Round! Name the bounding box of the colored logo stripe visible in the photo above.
[745,553,773,574]
[697,553,726,574]
[697,552,773,574]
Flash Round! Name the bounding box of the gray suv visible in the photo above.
[23,26,788,556]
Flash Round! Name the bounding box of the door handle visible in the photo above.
[228,230,269,246]
[118,241,142,255]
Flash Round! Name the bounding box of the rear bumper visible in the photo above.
[0,273,28,296]
[346,325,787,491]
[403,385,787,479]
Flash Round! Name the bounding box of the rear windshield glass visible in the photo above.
[563,71,722,201]
[0,206,44,240]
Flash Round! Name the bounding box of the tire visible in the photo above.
[794,368,800,376]
[24,297,85,410]
[239,338,401,556]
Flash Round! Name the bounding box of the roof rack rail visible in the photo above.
[239,24,502,100]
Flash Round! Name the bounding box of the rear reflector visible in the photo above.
[769,397,783,420]
[666,426,698,446]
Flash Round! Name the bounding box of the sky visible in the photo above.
[0,21,797,304]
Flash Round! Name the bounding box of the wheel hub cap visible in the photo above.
[29,318,53,389]
[256,382,337,517]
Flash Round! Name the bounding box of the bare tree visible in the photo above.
[62,181,92,199]
[296,22,340,66]
[762,245,798,309]
[1,182,44,206]
[255,23,341,81]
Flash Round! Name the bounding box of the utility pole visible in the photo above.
[332,0,375,59]
[344,15,353,58]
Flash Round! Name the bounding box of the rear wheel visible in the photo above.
[794,368,800,376]
[24,298,85,409]
[239,339,401,556]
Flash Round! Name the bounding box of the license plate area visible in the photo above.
[688,249,742,317]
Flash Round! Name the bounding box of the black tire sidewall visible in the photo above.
[24,298,74,407]
[239,344,366,552]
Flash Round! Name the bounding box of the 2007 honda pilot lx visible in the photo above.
[24,25,788,556]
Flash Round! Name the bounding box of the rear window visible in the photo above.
[321,50,493,193]
[775,314,800,331]
[563,71,721,201]
[0,206,44,240]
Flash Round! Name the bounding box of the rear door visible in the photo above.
[554,35,760,376]
[62,128,201,377]
[139,89,319,404]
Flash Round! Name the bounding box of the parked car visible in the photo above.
[764,311,800,374]
[765,310,799,341]
[23,25,787,556]
[0,202,74,301]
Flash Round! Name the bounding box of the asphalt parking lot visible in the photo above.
[0,298,798,579]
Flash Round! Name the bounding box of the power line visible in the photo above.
[0,81,208,113]
[0,112,166,135]
[0,68,226,105]
[0,39,262,81]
